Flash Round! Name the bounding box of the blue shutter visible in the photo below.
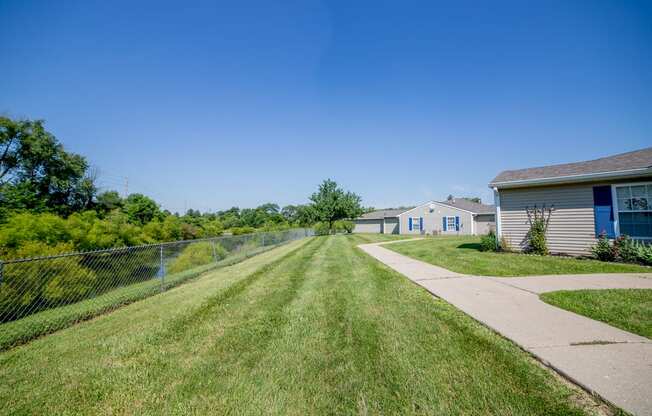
[442,217,447,231]
[408,217,413,231]
[455,216,460,231]
[593,186,615,238]
[419,217,423,231]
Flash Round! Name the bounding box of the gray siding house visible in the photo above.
[490,147,652,256]
[353,199,495,235]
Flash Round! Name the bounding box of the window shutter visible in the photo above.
[442,217,447,231]
[419,217,423,231]
[592,186,615,238]
[455,216,460,231]
[408,217,413,231]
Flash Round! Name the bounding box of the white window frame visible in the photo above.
[411,217,421,231]
[446,216,456,231]
[611,181,652,239]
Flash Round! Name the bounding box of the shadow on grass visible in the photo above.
[456,243,482,251]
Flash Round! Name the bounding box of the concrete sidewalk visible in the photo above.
[358,242,652,416]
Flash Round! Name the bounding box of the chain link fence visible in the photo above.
[0,228,313,350]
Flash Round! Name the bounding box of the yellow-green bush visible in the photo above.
[0,241,97,322]
[168,242,228,274]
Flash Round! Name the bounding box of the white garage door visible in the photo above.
[353,219,383,233]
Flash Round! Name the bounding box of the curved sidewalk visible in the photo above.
[358,241,652,416]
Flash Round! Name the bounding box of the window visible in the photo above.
[411,217,421,231]
[615,184,652,238]
[446,216,456,230]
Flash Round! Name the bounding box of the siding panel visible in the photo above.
[398,203,485,235]
[353,219,383,234]
[499,184,596,256]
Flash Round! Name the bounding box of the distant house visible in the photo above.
[489,147,652,256]
[353,199,495,235]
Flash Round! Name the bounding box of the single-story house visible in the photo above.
[353,199,495,235]
[489,147,652,256]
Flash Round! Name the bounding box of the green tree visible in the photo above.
[295,204,317,227]
[96,190,123,213]
[281,205,298,223]
[0,117,96,215]
[122,193,161,225]
[309,179,363,230]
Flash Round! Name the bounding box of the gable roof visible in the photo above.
[437,198,495,214]
[397,199,494,216]
[357,208,411,220]
[490,147,652,189]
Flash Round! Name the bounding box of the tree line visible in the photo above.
[0,116,363,259]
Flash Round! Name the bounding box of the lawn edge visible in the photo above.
[353,242,628,416]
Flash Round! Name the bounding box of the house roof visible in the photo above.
[358,208,411,220]
[357,199,494,220]
[490,147,652,189]
[437,198,495,214]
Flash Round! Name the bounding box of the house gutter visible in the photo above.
[492,187,501,239]
[489,167,652,190]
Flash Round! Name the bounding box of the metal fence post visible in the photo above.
[159,245,165,289]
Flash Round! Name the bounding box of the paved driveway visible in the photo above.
[358,241,652,416]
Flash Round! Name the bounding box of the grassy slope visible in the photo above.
[0,242,284,351]
[387,236,651,276]
[0,235,606,415]
[541,289,652,339]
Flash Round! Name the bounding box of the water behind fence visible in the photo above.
[0,228,313,350]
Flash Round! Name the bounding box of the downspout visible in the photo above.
[493,187,502,238]
[471,214,475,235]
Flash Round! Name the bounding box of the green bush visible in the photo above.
[337,220,355,234]
[590,234,652,266]
[638,244,652,266]
[313,222,331,236]
[614,235,639,264]
[0,242,97,322]
[230,226,256,236]
[479,231,498,252]
[168,242,227,274]
[591,233,616,261]
[525,219,548,255]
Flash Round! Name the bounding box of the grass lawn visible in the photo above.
[0,235,611,415]
[541,289,652,339]
[386,236,651,276]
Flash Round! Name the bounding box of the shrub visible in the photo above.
[332,220,354,234]
[313,222,331,236]
[590,234,652,266]
[524,204,553,256]
[591,233,616,262]
[637,243,652,266]
[614,235,639,264]
[525,218,548,255]
[340,220,355,234]
[231,226,256,236]
[480,231,498,252]
[0,242,97,322]
[167,241,227,274]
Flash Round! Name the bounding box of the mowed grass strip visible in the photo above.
[541,289,652,339]
[387,236,651,276]
[0,235,608,415]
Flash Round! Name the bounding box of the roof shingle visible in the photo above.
[490,147,652,186]
[358,208,411,220]
[437,198,495,214]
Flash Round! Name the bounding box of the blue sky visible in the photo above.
[1,0,651,213]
